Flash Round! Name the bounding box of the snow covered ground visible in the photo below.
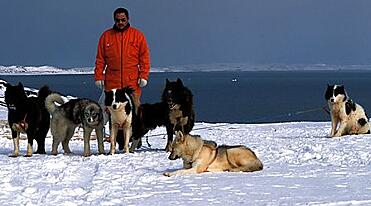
[0,96,371,205]
[1,71,371,205]
[1,120,371,205]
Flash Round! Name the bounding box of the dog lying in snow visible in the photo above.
[164,131,263,176]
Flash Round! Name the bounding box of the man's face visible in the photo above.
[114,13,128,30]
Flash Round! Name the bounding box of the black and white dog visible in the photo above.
[325,84,370,137]
[104,87,137,154]
[4,82,51,157]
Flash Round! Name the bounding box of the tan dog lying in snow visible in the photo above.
[164,131,263,176]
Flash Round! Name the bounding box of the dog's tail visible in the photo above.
[45,93,64,114]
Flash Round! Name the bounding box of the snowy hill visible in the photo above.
[0,120,371,205]
[1,77,371,205]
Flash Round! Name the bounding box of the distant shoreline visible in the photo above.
[3,69,371,76]
[2,63,371,75]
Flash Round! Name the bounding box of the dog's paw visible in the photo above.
[9,154,19,158]
[109,147,116,155]
[333,133,342,137]
[83,152,92,157]
[163,172,172,177]
[34,150,46,154]
[24,154,32,157]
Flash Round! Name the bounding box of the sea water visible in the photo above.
[2,71,371,123]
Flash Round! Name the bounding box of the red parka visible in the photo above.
[94,26,150,97]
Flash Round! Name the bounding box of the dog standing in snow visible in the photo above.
[325,84,370,137]
[4,83,51,157]
[104,87,137,154]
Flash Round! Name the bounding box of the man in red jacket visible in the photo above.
[94,7,151,98]
[94,7,151,151]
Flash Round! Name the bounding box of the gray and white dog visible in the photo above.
[45,93,105,156]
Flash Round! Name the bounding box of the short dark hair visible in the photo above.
[114,8,129,19]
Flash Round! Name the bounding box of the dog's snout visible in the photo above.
[330,98,334,103]
[168,152,174,160]
[168,152,179,160]
[112,104,117,110]
[87,117,93,123]
[168,154,176,160]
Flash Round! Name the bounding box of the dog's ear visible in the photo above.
[176,78,183,86]
[166,78,170,85]
[325,85,333,100]
[176,131,185,142]
[17,82,23,88]
[337,85,348,101]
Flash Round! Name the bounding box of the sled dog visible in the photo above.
[162,78,195,152]
[104,87,137,154]
[325,84,370,137]
[164,131,263,176]
[130,102,168,152]
[4,83,50,157]
[130,78,196,152]
[45,93,105,156]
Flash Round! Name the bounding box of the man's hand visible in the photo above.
[138,78,147,87]
[95,80,104,89]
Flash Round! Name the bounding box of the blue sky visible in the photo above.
[0,0,370,68]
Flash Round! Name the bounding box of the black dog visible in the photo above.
[130,78,195,152]
[130,102,168,152]
[162,78,195,151]
[4,82,51,157]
